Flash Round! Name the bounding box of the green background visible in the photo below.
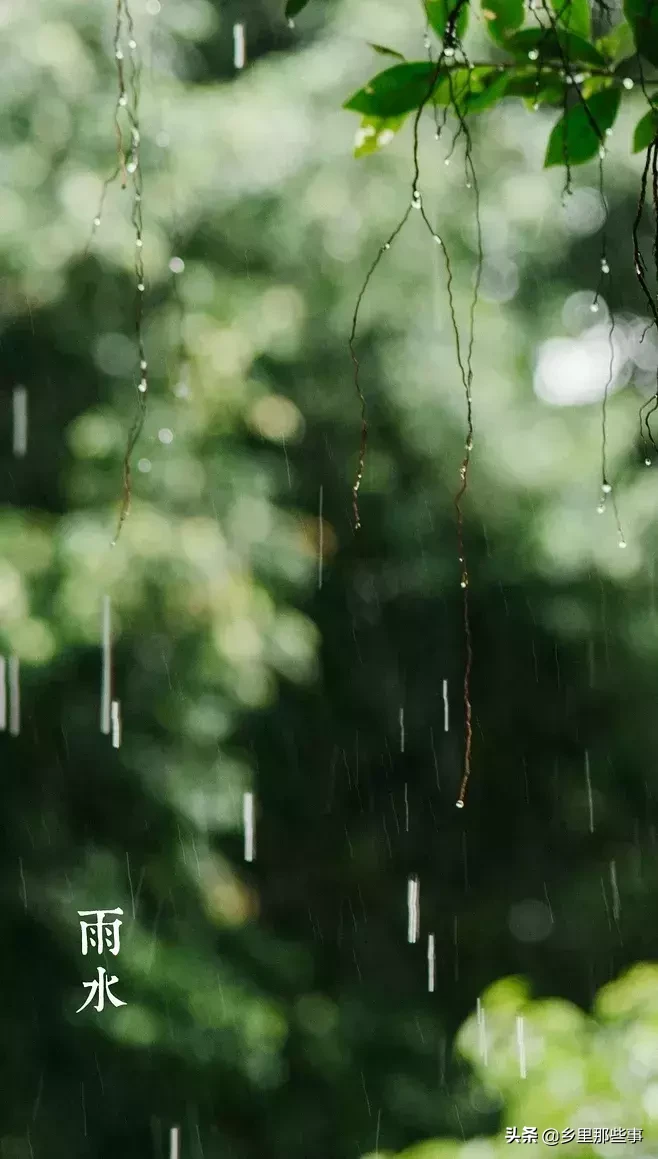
[2,0,658,1155]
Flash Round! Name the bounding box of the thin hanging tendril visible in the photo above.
[348,0,471,530]
[111,0,148,545]
[442,64,483,809]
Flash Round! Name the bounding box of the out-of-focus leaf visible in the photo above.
[425,0,470,42]
[550,0,591,39]
[481,0,525,45]
[354,114,408,157]
[504,69,566,106]
[633,106,658,151]
[596,20,636,65]
[544,87,621,166]
[463,70,510,111]
[344,62,437,117]
[581,74,618,98]
[368,43,406,61]
[285,0,310,16]
[505,27,607,65]
[624,0,658,65]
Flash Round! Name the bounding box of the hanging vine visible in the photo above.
[289,0,658,808]
[88,0,148,546]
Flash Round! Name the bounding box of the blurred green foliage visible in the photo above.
[2,0,658,1157]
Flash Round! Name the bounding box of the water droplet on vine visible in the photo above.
[528,48,539,60]
[602,482,612,494]
[623,77,634,90]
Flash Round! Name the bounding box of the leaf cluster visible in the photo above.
[289,0,658,168]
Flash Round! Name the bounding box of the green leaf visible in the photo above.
[463,70,510,111]
[550,0,591,39]
[544,88,622,166]
[368,44,406,61]
[285,0,310,16]
[354,114,408,157]
[503,67,566,102]
[624,0,658,65]
[596,20,636,66]
[343,62,436,117]
[481,0,525,46]
[633,106,658,151]
[505,27,607,65]
[425,0,470,42]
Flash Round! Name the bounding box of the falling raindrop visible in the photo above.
[233,23,246,70]
[243,792,255,862]
[399,705,405,754]
[610,859,620,920]
[9,655,20,737]
[111,700,121,749]
[318,485,324,591]
[407,875,420,943]
[170,1126,180,1159]
[427,933,435,992]
[584,750,594,833]
[12,386,27,458]
[101,596,112,736]
[516,1015,527,1078]
[442,678,449,732]
[477,997,488,1065]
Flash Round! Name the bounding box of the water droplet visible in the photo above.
[128,39,137,50]
[118,94,127,108]
[126,160,138,174]
[532,101,539,111]
[138,379,147,393]
[145,0,161,13]
[423,33,431,49]
[115,49,124,60]
[383,242,391,250]
[169,256,185,274]
[460,579,467,589]
[158,428,174,445]
[601,259,609,274]
[93,216,101,226]
[602,482,612,494]
[137,458,151,473]
[528,48,539,60]
[287,17,295,28]
[140,360,147,371]
[465,181,472,189]
[623,77,634,90]
[444,45,455,57]
[646,458,652,466]
[596,503,605,514]
[590,302,599,313]
[433,234,443,246]
[412,189,422,208]
[136,238,143,247]
[137,282,145,292]
[444,158,451,166]
[598,146,606,159]
[456,800,464,809]
[619,539,627,549]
